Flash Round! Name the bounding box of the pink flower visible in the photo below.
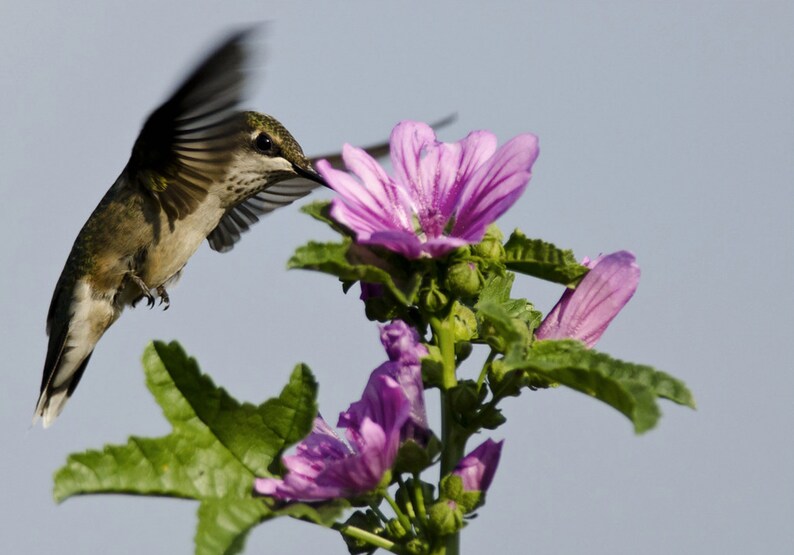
[255,321,428,502]
[536,251,640,347]
[340,321,429,445]
[254,375,409,502]
[452,439,504,493]
[317,121,539,259]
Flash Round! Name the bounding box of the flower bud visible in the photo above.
[472,225,506,260]
[420,284,449,313]
[445,261,483,298]
[428,500,465,536]
[452,303,478,342]
[449,381,481,416]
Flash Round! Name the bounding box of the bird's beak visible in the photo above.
[292,163,329,188]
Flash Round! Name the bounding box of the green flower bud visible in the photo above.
[445,261,483,298]
[452,303,478,342]
[449,381,481,417]
[455,341,473,362]
[420,285,450,313]
[428,500,465,536]
[405,538,430,555]
[472,224,506,260]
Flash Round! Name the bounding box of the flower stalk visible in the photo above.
[336,523,402,554]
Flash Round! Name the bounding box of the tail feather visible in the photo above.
[36,278,116,427]
[34,352,93,428]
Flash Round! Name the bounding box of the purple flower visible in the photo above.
[452,439,504,493]
[340,321,429,444]
[316,121,539,259]
[535,251,641,348]
[255,375,409,502]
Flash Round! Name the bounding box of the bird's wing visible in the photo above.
[206,140,391,253]
[125,28,256,221]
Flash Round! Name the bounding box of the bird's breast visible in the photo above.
[140,195,225,287]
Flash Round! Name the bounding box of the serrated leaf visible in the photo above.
[517,340,694,433]
[529,340,696,409]
[53,341,320,555]
[288,240,421,305]
[196,499,272,555]
[479,273,515,305]
[474,301,529,360]
[503,230,589,286]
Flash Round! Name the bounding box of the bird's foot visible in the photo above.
[156,286,170,311]
[128,273,155,309]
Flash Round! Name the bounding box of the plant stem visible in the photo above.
[396,476,418,522]
[412,473,428,526]
[384,491,413,533]
[370,502,390,525]
[431,313,463,555]
[336,524,402,553]
[429,315,457,391]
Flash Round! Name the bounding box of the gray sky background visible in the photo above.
[1,1,792,553]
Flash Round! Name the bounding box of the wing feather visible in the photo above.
[126,28,258,221]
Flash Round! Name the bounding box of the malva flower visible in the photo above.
[255,320,428,502]
[316,121,539,259]
[254,375,409,501]
[340,320,429,444]
[452,438,504,493]
[535,251,641,348]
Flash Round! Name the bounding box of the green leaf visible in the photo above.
[53,341,320,555]
[529,340,696,409]
[502,230,589,286]
[518,340,695,433]
[479,273,515,305]
[196,499,271,555]
[288,240,422,305]
[300,200,352,236]
[474,301,529,360]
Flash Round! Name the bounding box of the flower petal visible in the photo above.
[319,157,411,236]
[341,144,413,229]
[452,133,539,241]
[390,121,437,202]
[361,229,427,259]
[536,251,640,347]
[452,438,504,492]
[439,130,498,218]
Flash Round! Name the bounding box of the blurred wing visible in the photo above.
[206,178,319,252]
[206,139,392,253]
[126,28,257,221]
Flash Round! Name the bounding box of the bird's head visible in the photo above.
[228,111,327,190]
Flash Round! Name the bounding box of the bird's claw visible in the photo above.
[132,291,155,309]
[128,273,155,309]
[157,286,170,311]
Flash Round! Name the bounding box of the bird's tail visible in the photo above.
[34,351,94,427]
[35,279,116,427]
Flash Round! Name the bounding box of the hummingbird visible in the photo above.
[35,29,391,427]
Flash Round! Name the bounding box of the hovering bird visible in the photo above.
[35,29,392,427]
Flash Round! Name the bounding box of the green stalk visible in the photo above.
[430,314,463,555]
[335,524,402,553]
[412,473,429,528]
[384,491,413,533]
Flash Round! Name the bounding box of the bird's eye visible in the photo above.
[254,133,274,154]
